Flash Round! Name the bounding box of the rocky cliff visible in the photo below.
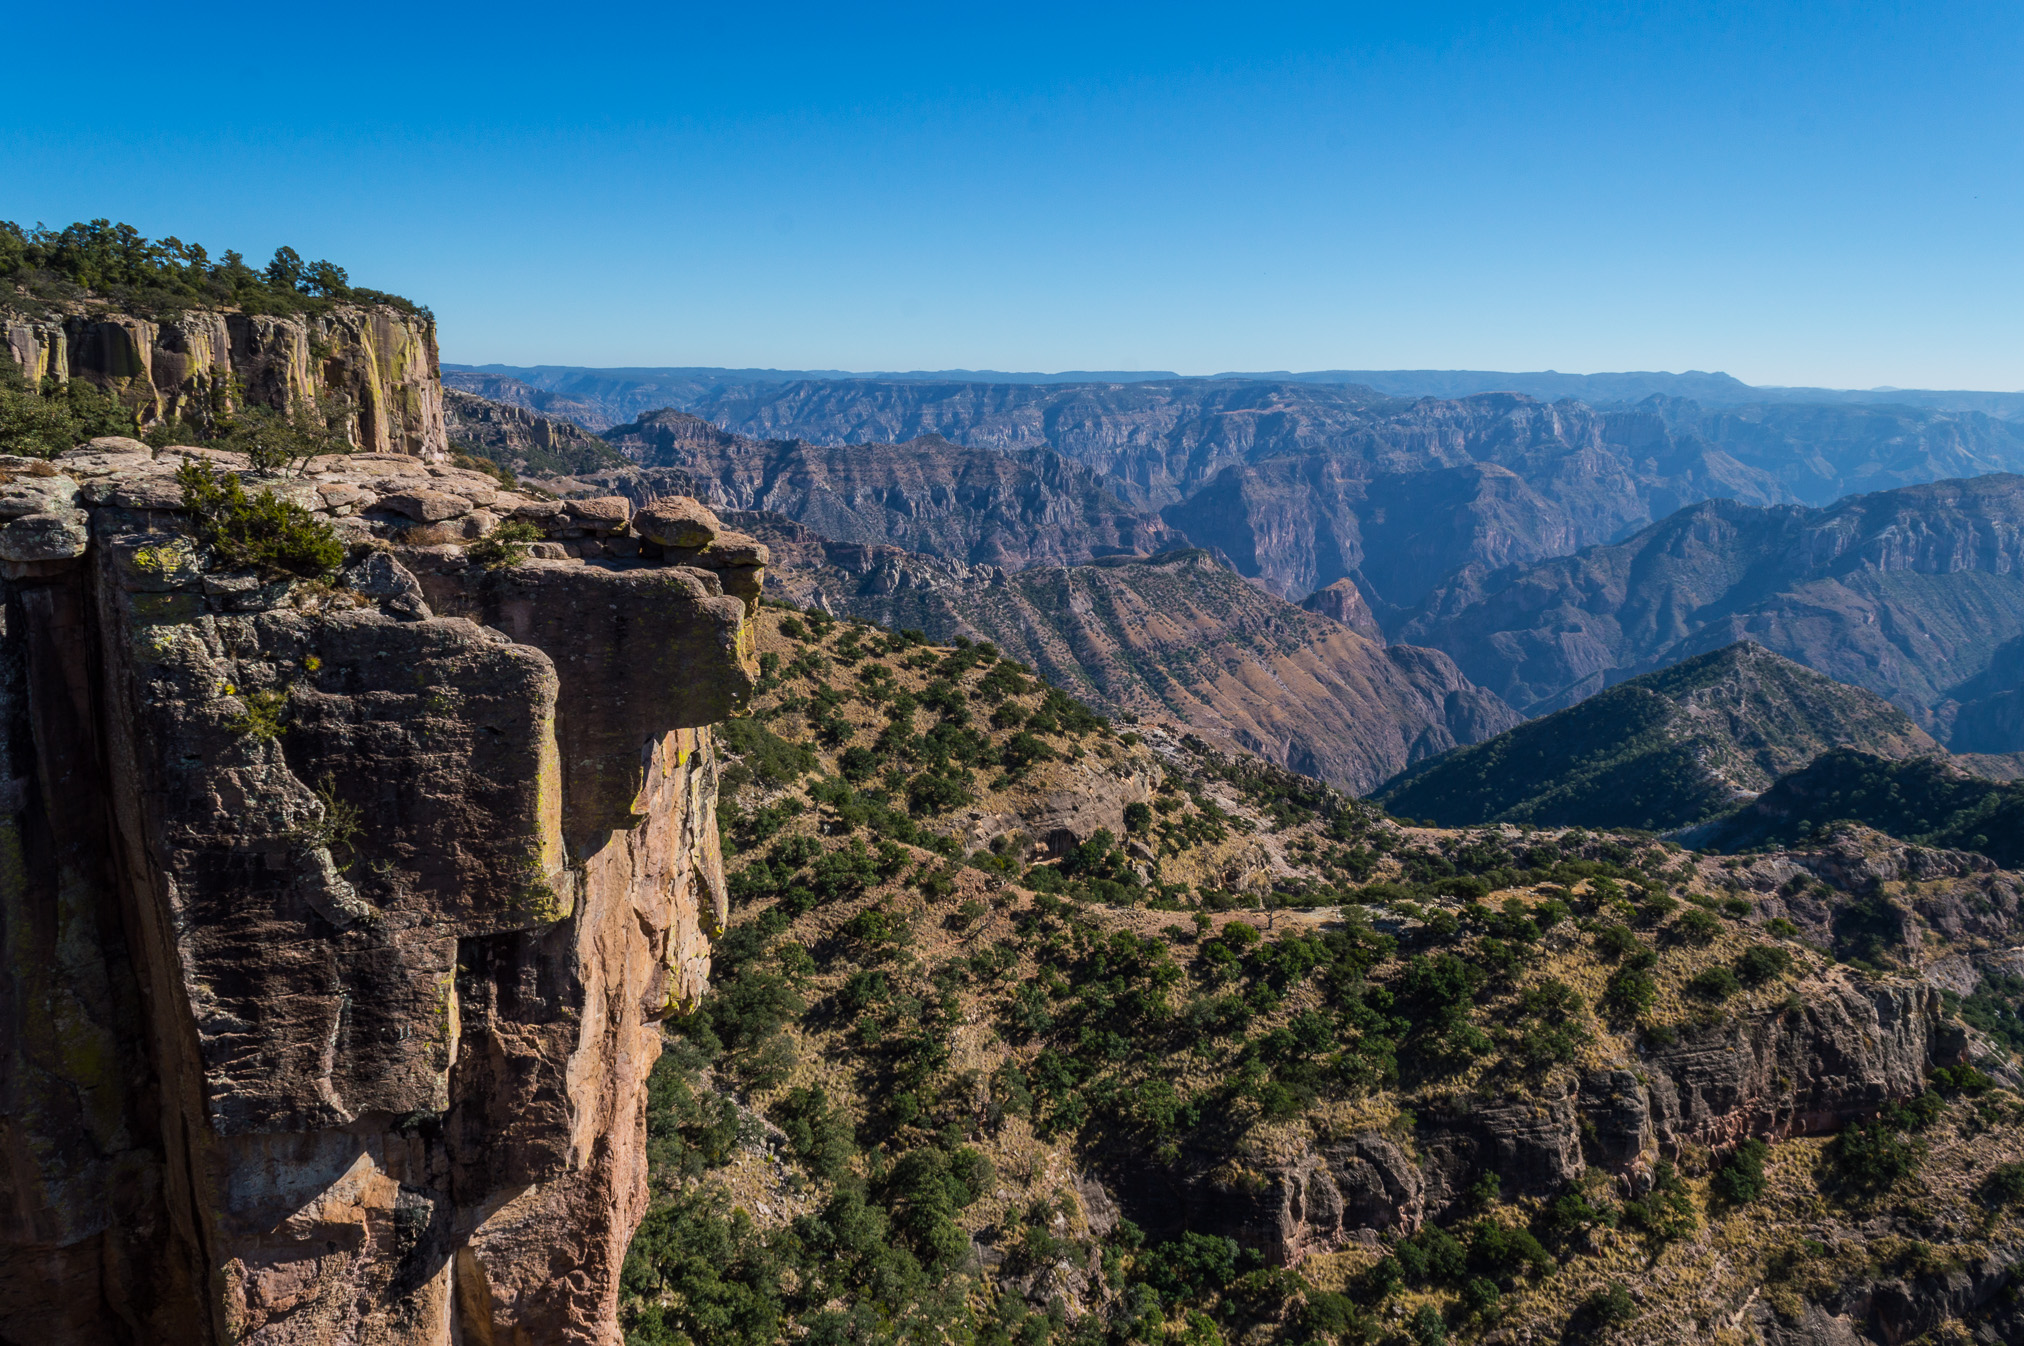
[443,387,627,477]
[5,302,448,459]
[0,439,756,1343]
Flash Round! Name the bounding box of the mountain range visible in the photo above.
[1397,474,2024,750]
[1374,642,1942,830]
[449,369,2024,622]
[448,362,2024,419]
[736,524,1518,793]
[441,380,2024,779]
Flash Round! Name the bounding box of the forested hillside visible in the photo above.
[620,604,2024,1346]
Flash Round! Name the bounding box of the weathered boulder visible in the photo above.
[564,495,632,534]
[376,487,470,522]
[634,495,722,549]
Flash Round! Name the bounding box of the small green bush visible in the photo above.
[1979,1160,2024,1207]
[1736,944,1792,985]
[1586,1282,1636,1326]
[1833,1114,1923,1193]
[1595,924,1640,959]
[467,518,542,568]
[1676,907,1722,943]
[1687,966,1741,1000]
[1711,1137,1770,1203]
[178,460,344,578]
[228,688,289,738]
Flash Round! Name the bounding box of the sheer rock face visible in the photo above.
[0,446,754,1343]
[5,303,448,459]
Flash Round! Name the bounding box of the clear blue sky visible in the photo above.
[5,2,2019,388]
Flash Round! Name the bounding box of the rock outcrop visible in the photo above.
[592,409,1185,570]
[443,387,625,476]
[6,303,448,459]
[1150,970,1955,1263]
[0,441,755,1343]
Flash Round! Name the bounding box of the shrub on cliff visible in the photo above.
[176,460,344,579]
[1711,1137,1771,1203]
[1831,1110,1925,1194]
[1621,1160,1697,1242]
[1736,944,1793,986]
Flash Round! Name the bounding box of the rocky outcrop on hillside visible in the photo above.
[0,440,755,1343]
[1151,970,1954,1266]
[591,409,1185,569]
[1400,474,2024,741]
[1299,577,1385,642]
[741,523,1516,793]
[5,302,448,458]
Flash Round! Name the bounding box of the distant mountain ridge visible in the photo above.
[1398,473,2024,748]
[1696,749,2024,866]
[445,370,2024,628]
[447,363,2024,417]
[738,526,1518,794]
[1375,642,1940,829]
[586,408,1184,570]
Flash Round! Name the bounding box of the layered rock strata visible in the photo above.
[5,303,447,459]
[1132,971,1953,1265]
[0,439,756,1343]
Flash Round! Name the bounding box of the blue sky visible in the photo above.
[5,2,2019,387]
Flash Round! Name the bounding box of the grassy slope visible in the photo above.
[619,608,2024,1346]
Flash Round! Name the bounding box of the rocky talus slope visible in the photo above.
[731,520,1517,794]
[1399,474,2024,741]
[622,604,2024,1346]
[1376,642,1940,830]
[5,301,448,457]
[0,439,761,1343]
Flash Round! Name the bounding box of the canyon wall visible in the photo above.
[0,439,755,1342]
[4,303,448,459]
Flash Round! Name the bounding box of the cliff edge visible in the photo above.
[0,439,759,1342]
